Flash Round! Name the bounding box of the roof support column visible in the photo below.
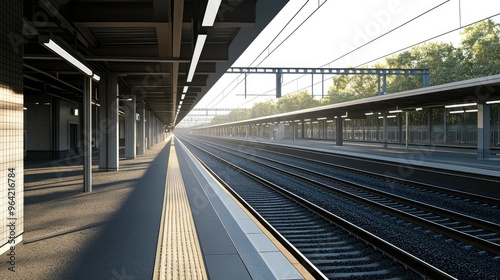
[427,108,433,145]
[98,74,119,171]
[292,123,296,141]
[83,76,92,192]
[152,115,157,145]
[301,121,305,139]
[336,118,343,146]
[405,111,410,150]
[145,110,151,149]
[277,123,285,140]
[137,102,146,155]
[397,114,403,142]
[443,109,448,143]
[246,126,249,138]
[477,103,491,159]
[382,113,388,149]
[124,95,136,159]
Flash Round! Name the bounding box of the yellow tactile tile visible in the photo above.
[157,139,207,280]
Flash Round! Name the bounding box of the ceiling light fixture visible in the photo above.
[202,0,222,26]
[181,94,186,100]
[39,35,93,76]
[92,74,100,81]
[183,86,189,93]
[486,100,500,104]
[445,102,477,108]
[187,34,207,82]
[389,110,403,113]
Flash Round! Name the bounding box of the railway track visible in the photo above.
[184,136,500,255]
[178,135,500,279]
[203,136,500,200]
[177,136,455,279]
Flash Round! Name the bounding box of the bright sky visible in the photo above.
[179,0,500,127]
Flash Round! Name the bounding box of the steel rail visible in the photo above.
[187,136,500,255]
[179,136,456,280]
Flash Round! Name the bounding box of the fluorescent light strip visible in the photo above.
[183,86,189,94]
[44,39,92,76]
[202,0,222,26]
[415,108,423,111]
[465,109,478,113]
[181,94,186,100]
[389,110,403,113]
[92,74,100,81]
[486,100,500,104]
[187,34,207,82]
[317,117,327,120]
[365,112,374,116]
[445,102,477,108]
[449,110,464,114]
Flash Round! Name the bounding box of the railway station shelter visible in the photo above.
[194,74,500,159]
[0,0,288,256]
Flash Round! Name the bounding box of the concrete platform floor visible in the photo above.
[0,140,171,280]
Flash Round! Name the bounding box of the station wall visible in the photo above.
[24,93,83,160]
[0,0,24,257]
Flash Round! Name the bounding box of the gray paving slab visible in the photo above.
[0,140,171,280]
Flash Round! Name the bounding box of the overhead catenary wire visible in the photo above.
[186,3,500,124]
[203,0,312,108]
[239,1,498,105]
[241,0,451,103]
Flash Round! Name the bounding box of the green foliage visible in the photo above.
[460,19,500,78]
[210,109,252,125]
[276,91,320,113]
[326,19,500,98]
[252,99,277,118]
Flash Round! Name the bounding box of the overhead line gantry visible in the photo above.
[226,67,430,98]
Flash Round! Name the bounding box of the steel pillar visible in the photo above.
[477,103,491,159]
[98,74,119,171]
[336,118,343,146]
[124,95,136,159]
[83,76,92,192]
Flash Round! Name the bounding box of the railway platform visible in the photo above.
[0,136,308,279]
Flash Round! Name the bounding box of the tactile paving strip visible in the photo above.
[157,140,207,280]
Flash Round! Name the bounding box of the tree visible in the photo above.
[251,99,277,118]
[386,42,465,92]
[460,19,500,78]
[276,90,320,113]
